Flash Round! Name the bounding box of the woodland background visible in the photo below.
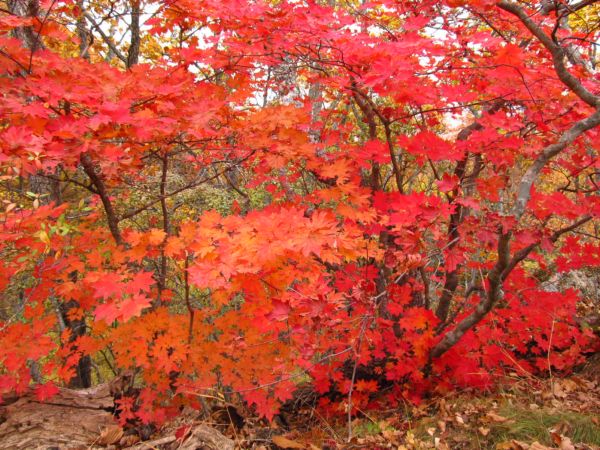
[0,0,600,448]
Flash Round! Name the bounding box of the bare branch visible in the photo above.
[118,152,255,222]
[84,12,127,63]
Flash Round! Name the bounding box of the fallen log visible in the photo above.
[0,383,235,450]
[0,384,114,449]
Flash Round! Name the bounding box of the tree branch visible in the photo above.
[503,215,593,276]
[431,230,511,358]
[431,214,594,359]
[83,12,127,64]
[514,109,600,218]
[118,155,254,222]
[498,0,600,108]
[80,153,123,245]
[126,0,140,68]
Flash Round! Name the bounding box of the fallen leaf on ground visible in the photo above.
[272,435,306,449]
[486,411,509,423]
[98,425,123,445]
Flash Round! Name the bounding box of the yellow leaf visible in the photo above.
[37,230,51,245]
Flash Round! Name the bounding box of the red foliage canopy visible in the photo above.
[0,0,599,422]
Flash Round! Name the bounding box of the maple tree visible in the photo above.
[1,0,599,426]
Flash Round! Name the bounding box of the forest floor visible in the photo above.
[231,357,600,450]
[2,358,600,450]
